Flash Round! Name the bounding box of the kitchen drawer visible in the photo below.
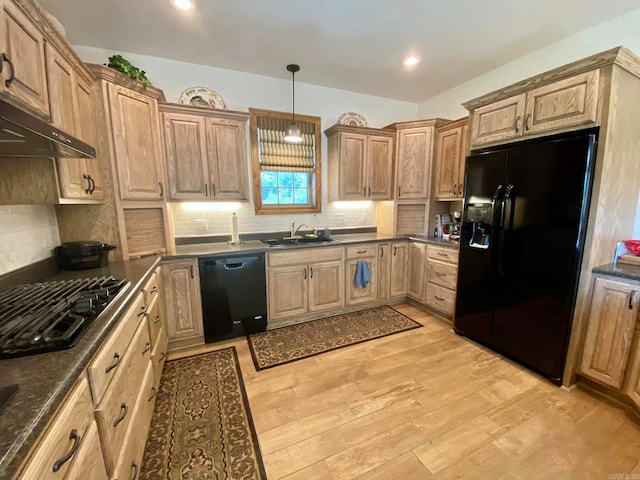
[142,266,160,307]
[427,245,459,265]
[425,282,456,315]
[18,375,94,480]
[151,326,168,387]
[112,363,156,480]
[268,246,343,267]
[147,294,163,348]
[65,421,108,480]
[95,317,152,475]
[426,259,458,290]
[346,244,377,259]
[88,292,146,403]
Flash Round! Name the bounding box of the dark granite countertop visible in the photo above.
[173,232,408,257]
[593,262,640,282]
[408,235,460,249]
[0,255,160,480]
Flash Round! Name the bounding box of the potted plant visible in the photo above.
[105,55,151,88]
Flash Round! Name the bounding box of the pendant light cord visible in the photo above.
[292,69,295,124]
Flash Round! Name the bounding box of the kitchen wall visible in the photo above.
[416,8,640,238]
[0,206,60,276]
[74,47,417,238]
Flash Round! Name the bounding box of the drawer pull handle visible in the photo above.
[52,429,81,472]
[158,182,164,197]
[137,306,147,317]
[114,403,128,427]
[142,342,151,354]
[2,53,15,88]
[130,461,139,480]
[310,267,313,278]
[434,295,445,301]
[159,352,165,362]
[105,353,121,373]
[150,286,158,294]
[148,386,157,402]
[380,247,384,258]
[515,115,522,133]
[525,113,531,131]
[436,252,448,257]
[357,250,367,254]
[630,290,637,310]
[154,315,161,324]
[435,272,446,276]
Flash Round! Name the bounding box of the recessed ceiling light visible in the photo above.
[172,0,193,10]
[403,55,420,67]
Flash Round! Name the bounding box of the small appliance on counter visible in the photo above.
[55,241,117,271]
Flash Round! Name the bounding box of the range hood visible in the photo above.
[0,99,96,158]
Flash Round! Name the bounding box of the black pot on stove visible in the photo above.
[55,241,117,270]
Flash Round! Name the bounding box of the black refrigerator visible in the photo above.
[454,128,598,385]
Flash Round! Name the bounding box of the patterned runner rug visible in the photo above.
[248,305,422,370]
[140,346,266,480]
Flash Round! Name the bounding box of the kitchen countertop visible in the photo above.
[0,231,459,478]
[593,262,640,281]
[174,232,459,257]
[0,255,160,480]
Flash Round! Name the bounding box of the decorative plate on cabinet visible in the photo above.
[178,87,227,109]
[337,112,368,127]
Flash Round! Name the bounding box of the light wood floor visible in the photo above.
[170,303,640,479]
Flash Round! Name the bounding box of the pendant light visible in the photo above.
[284,64,303,143]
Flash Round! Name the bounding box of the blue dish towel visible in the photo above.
[355,260,370,288]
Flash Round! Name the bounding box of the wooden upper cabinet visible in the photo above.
[434,118,468,200]
[326,124,394,201]
[160,104,250,201]
[470,94,525,148]
[109,83,164,201]
[524,70,599,135]
[46,43,101,201]
[395,126,433,199]
[579,276,639,388]
[205,117,249,200]
[468,70,600,149]
[0,0,49,116]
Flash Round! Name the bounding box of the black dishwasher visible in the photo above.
[198,253,267,343]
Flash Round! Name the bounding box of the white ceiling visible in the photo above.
[38,0,640,103]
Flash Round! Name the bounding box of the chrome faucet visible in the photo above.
[291,222,310,238]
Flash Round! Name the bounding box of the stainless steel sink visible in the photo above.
[261,237,338,247]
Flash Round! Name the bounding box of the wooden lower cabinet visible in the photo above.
[377,243,391,300]
[162,259,204,351]
[390,242,408,297]
[424,245,459,317]
[309,260,344,312]
[579,276,639,388]
[345,257,377,305]
[408,242,426,301]
[268,264,309,319]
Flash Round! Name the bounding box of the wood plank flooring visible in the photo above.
[168,303,640,479]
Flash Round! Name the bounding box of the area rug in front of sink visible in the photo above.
[139,346,266,480]
[247,305,422,370]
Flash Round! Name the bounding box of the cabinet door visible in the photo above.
[376,243,391,301]
[470,94,525,147]
[456,124,468,198]
[524,70,599,135]
[65,421,108,480]
[0,0,49,115]
[396,127,432,199]
[308,260,344,313]
[109,83,164,200]
[206,118,249,200]
[579,277,639,388]
[625,343,640,409]
[407,242,426,301]
[345,257,377,305]
[46,44,87,200]
[434,126,462,199]
[268,265,308,320]
[339,133,367,199]
[162,260,204,344]
[76,77,103,200]
[367,135,393,199]
[163,113,208,200]
[390,242,408,297]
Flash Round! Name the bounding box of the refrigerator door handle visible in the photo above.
[496,184,515,276]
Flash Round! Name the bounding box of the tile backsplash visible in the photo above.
[0,205,60,276]
[170,201,377,237]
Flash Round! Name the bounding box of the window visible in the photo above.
[249,108,321,214]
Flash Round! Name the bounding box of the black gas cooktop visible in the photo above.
[0,276,128,359]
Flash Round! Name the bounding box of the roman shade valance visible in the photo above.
[257,117,316,172]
